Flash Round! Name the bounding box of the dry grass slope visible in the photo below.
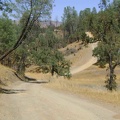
[25,39,120,107]
[0,64,20,88]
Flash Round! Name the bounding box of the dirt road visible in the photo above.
[71,42,97,74]
[0,81,118,120]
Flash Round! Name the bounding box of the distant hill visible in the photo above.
[13,20,62,28]
[40,20,62,28]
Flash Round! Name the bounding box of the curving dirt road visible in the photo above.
[0,81,118,120]
[71,42,97,74]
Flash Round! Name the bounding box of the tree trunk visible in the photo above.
[0,8,33,61]
[0,48,16,61]
[17,53,26,75]
[107,53,113,90]
[109,65,114,90]
[107,52,116,91]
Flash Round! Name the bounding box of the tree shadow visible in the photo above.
[24,76,37,81]
[0,88,26,94]
[24,75,50,84]
[28,80,49,84]
[11,72,49,85]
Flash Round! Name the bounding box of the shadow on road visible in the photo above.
[28,80,49,84]
[15,72,49,84]
[24,75,49,84]
[0,88,26,94]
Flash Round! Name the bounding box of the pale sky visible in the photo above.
[51,0,103,21]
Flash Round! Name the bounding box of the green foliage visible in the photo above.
[31,29,71,78]
[105,73,117,91]
[61,6,95,44]
[0,0,12,12]
[32,47,71,78]
[0,17,17,54]
[61,0,120,90]
[1,0,120,87]
[92,0,120,91]
[77,8,92,33]
[92,7,97,14]
[0,0,54,61]
[62,6,78,40]
[0,0,71,81]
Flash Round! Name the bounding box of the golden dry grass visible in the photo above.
[45,39,120,106]
[0,64,19,87]
[26,39,120,107]
[46,65,120,106]
[25,64,120,106]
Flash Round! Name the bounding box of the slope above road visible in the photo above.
[63,41,97,74]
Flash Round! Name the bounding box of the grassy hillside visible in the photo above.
[47,41,120,106]
[0,64,20,88]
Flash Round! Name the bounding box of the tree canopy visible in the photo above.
[0,0,71,79]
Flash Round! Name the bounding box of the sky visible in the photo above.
[51,0,101,21]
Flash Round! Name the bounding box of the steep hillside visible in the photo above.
[61,41,97,74]
[58,31,97,74]
[0,64,20,88]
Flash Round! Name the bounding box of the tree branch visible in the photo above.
[0,0,33,61]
